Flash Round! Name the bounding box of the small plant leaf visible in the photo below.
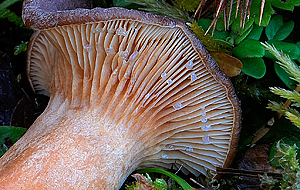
[138,168,193,190]
[246,24,263,40]
[234,26,253,45]
[270,0,300,10]
[210,51,242,77]
[0,126,26,157]
[229,16,254,45]
[240,58,266,79]
[265,40,300,60]
[274,62,297,90]
[265,15,284,40]
[273,21,294,41]
[232,39,265,58]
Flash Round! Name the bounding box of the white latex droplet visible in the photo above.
[202,125,211,131]
[190,72,198,82]
[203,135,210,144]
[116,28,127,36]
[170,21,176,28]
[91,28,102,33]
[84,45,92,52]
[105,47,113,54]
[162,154,169,159]
[201,118,208,123]
[161,72,167,78]
[185,60,193,70]
[173,103,183,110]
[167,79,172,84]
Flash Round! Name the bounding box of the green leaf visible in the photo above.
[274,62,298,90]
[270,0,300,10]
[251,0,275,26]
[0,8,24,26]
[232,39,265,58]
[153,178,168,190]
[138,168,193,190]
[274,21,294,41]
[228,15,254,45]
[246,24,263,40]
[0,8,9,19]
[0,0,22,10]
[265,15,294,41]
[265,40,300,60]
[231,16,254,34]
[265,15,283,40]
[197,19,212,31]
[0,126,27,157]
[234,25,253,45]
[240,58,266,79]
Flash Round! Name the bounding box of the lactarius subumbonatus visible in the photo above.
[0,0,241,189]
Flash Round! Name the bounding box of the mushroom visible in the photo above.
[0,0,241,189]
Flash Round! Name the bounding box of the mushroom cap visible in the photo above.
[24,0,241,180]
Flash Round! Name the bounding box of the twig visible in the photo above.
[216,167,282,179]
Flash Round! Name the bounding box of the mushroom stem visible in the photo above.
[0,94,141,189]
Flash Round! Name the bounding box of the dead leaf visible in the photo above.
[131,173,156,190]
[209,51,243,77]
[236,144,280,189]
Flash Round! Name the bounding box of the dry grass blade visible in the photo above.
[259,0,265,25]
[242,0,251,28]
[235,0,241,18]
[193,0,265,35]
[199,0,219,18]
[227,0,234,28]
[223,2,228,30]
[193,0,208,19]
[239,0,244,27]
[205,0,229,35]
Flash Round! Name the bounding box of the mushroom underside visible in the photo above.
[0,13,240,189]
[29,18,237,176]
